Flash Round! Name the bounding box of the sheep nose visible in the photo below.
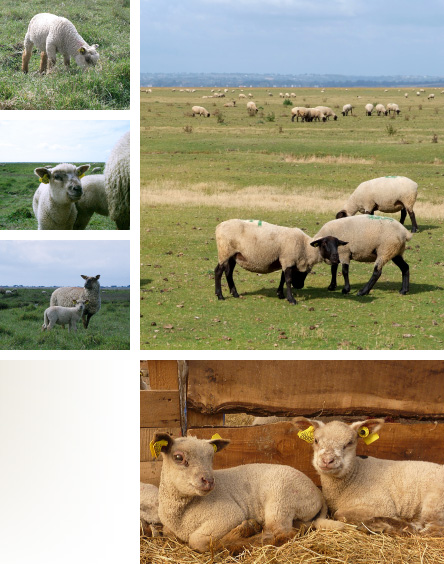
[201,476,214,491]
[322,455,336,467]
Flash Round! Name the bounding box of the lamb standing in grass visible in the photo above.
[336,176,418,232]
[33,164,90,230]
[293,417,444,534]
[22,13,99,73]
[50,274,101,328]
[73,174,109,229]
[154,433,331,553]
[214,219,348,304]
[42,299,87,332]
[313,215,412,295]
[104,131,130,230]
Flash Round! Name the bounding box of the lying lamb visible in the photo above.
[42,299,87,332]
[293,417,444,535]
[153,433,333,553]
[22,13,99,73]
[215,219,347,304]
[140,483,162,537]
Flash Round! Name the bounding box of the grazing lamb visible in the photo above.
[22,13,99,74]
[365,103,374,116]
[191,106,210,117]
[50,274,101,328]
[104,131,130,230]
[214,219,348,304]
[293,417,444,535]
[336,176,418,232]
[247,101,258,116]
[375,103,388,116]
[154,433,333,553]
[341,104,353,116]
[140,483,161,537]
[315,106,338,120]
[42,299,87,332]
[33,163,90,230]
[313,215,412,295]
[387,103,400,115]
[73,174,109,230]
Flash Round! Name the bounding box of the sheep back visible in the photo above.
[104,132,130,230]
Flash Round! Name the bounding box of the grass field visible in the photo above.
[140,86,444,350]
[0,163,117,230]
[0,0,129,110]
[0,288,130,349]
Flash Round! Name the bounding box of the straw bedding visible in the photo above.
[141,528,444,564]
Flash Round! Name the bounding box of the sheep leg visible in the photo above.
[291,268,308,289]
[328,264,338,291]
[407,209,418,232]
[400,208,407,224]
[341,264,351,294]
[39,52,48,73]
[277,272,285,299]
[63,55,70,69]
[83,313,92,329]
[22,47,33,73]
[283,267,296,304]
[357,265,382,296]
[392,255,409,294]
[225,257,239,298]
[46,45,57,73]
[215,263,226,300]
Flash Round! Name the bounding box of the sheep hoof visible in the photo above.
[277,292,285,299]
[342,288,350,294]
[231,292,239,298]
[357,289,369,296]
[328,285,337,291]
[399,290,408,295]
[217,295,225,301]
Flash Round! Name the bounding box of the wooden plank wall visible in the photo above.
[141,360,444,487]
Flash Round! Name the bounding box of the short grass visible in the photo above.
[0,0,130,110]
[0,288,130,349]
[140,86,444,350]
[0,163,116,229]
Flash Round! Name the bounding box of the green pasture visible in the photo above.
[0,288,130,350]
[0,163,116,230]
[0,0,129,110]
[140,86,444,350]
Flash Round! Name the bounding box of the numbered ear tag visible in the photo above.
[149,439,168,459]
[358,426,379,445]
[211,433,222,452]
[39,173,50,184]
[298,426,315,443]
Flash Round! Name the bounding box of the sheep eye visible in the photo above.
[314,439,318,445]
[54,174,63,181]
[173,454,183,462]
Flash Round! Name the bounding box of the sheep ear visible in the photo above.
[338,239,348,246]
[73,299,77,304]
[350,418,385,435]
[81,275,88,280]
[310,238,323,248]
[35,168,50,183]
[77,164,90,178]
[151,433,174,458]
[336,210,348,219]
[95,275,100,280]
[209,434,230,453]
[292,417,324,431]
[78,47,86,54]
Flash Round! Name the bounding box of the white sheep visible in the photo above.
[290,107,306,122]
[140,483,161,537]
[42,299,87,332]
[214,219,348,304]
[293,417,444,535]
[313,215,412,295]
[22,13,99,74]
[314,106,338,120]
[33,163,90,230]
[246,101,258,116]
[428,93,435,100]
[154,433,332,553]
[73,174,109,230]
[239,93,247,99]
[341,104,353,116]
[191,106,210,117]
[50,274,101,329]
[223,101,236,107]
[387,103,400,115]
[104,131,130,230]
[306,108,327,122]
[336,176,418,232]
[375,103,387,116]
[365,103,374,116]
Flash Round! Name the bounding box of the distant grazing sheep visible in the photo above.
[22,13,99,73]
[315,106,338,120]
[428,93,435,100]
[42,299,87,332]
[365,103,374,116]
[246,101,258,116]
[50,274,101,328]
[387,103,400,115]
[33,163,90,230]
[74,174,109,230]
[375,104,387,116]
[191,106,210,117]
[341,104,353,116]
[104,131,130,230]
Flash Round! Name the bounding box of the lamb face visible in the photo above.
[311,421,358,478]
[75,44,99,68]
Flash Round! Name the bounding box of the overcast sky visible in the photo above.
[0,121,129,163]
[141,0,443,76]
[0,241,130,287]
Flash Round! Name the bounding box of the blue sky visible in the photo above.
[0,241,130,287]
[0,121,129,163]
[141,0,444,76]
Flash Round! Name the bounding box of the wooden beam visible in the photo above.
[140,427,181,462]
[140,390,180,427]
[187,360,444,418]
[147,360,178,390]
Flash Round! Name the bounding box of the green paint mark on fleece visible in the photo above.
[248,219,263,226]
[368,215,394,221]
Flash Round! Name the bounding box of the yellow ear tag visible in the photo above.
[359,426,379,446]
[298,426,315,443]
[149,439,168,459]
[211,433,222,452]
[39,173,50,184]
[78,173,85,179]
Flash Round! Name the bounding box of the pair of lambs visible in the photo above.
[22,13,99,74]
[50,274,101,329]
[32,130,130,230]
[215,215,412,304]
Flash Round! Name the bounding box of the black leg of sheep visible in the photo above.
[407,209,418,233]
[392,255,410,294]
[341,264,351,294]
[328,264,338,291]
[357,265,382,296]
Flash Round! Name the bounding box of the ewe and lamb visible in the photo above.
[50,274,101,329]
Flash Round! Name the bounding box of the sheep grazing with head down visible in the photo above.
[22,13,99,74]
[214,219,348,304]
[50,274,101,328]
[191,106,210,117]
[153,433,335,553]
[293,417,444,535]
[247,101,258,116]
[104,131,130,230]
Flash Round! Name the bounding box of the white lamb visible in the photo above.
[154,433,333,553]
[22,13,99,74]
[42,299,87,332]
[140,483,161,537]
[293,417,444,535]
[104,131,130,230]
[73,174,109,230]
[191,106,210,117]
[33,163,90,230]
